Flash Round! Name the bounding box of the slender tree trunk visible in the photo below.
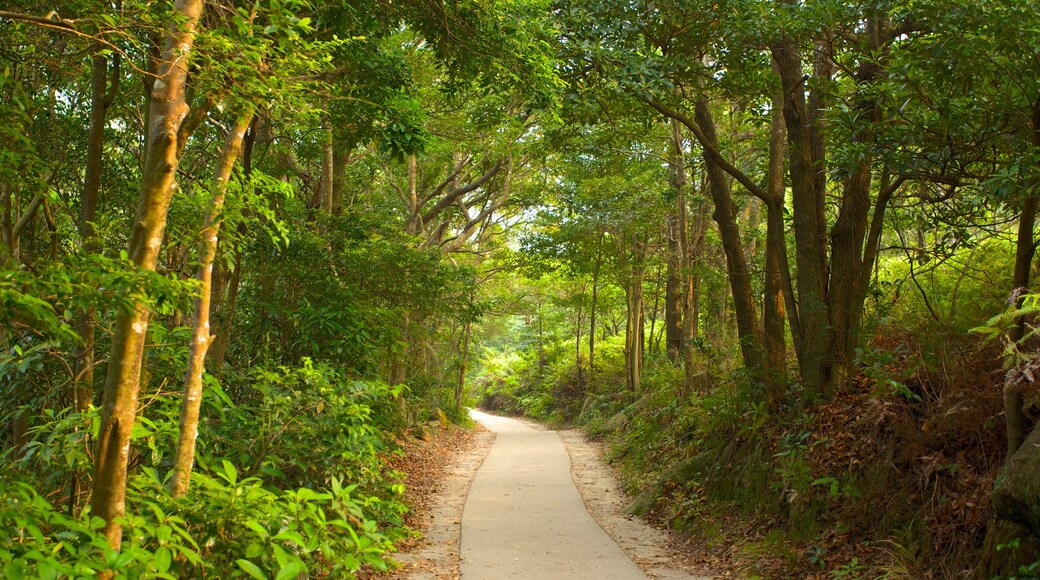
[71,52,119,511]
[575,284,584,394]
[1,184,11,265]
[209,120,255,374]
[1005,97,1040,457]
[623,249,645,391]
[457,316,473,409]
[170,112,253,497]
[406,154,421,235]
[646,261,663,356]
[589,233,602,391]
[332,150,348,215]
[763,92,790,408]
[320,116,334,213]
[694,99,766,381]
[827,23,883,390]
[389,313,408,387]
[685,197,706,374]
[76,54,120,385]
[90,0,204,550]
[209,247,242,373]
[665,216,683,360]
[666,118,687,362]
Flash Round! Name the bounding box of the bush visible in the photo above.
[0,359,408,578]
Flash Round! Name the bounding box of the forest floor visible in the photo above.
[378,411,718,579]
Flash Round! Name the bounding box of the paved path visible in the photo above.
[460,410,646,579]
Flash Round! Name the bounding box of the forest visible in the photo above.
[1,0,1039,577]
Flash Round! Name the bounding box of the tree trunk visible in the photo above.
[1005,98,1040,457]
[332,150,348,215]
[827,21,883,391]
[665,218,683,361]
[209,120,255,374]
[406,154,421,235]
[589,232,603,391]
[170,112,253,498]
[763,96,790,408]
[772,38,832,398]
[320,116,334,213]
[389,312,409,387]
[90,0,204,550]
[70,52,120,511]
[646,261,663,356]
[624,252,645,391]
[666,118,687,362]
[209,247,242,374]
[694,99,766,381]
[575,280,585,393]
[685,197,706,387]
[457,317,473,410]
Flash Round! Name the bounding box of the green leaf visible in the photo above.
[245,519,270,540]
[273,530,307,549]
[220,460,238,485]
[236,559,268,580]
[275,561,307,580]
[154,546,172,573]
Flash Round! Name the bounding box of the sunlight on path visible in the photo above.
[460,410,647,579]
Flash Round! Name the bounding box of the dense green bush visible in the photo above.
[0,360,407,578]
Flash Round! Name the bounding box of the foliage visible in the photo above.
[0,361,406,577]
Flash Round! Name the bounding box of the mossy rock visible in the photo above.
[979,518,1040,578]
[987,424,1040,576]
[601,411,629,434]
[994,426,1040,537]
[625,451,712,517]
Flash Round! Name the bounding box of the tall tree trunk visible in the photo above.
[90,0,204,550]
[589,233,602,391]
[827,18,884,391]
[170,112,253,498]
[685,196,706,387]
[457,316,473,410]
[389,312,409,387]
[70,52,120,511]
[646,261,663,355]
[209,247,242,373]
[623,247,645,391]
[320,116,334,213]
[772,36,832,398]
[763,95,790,408]
[1005,97,1040,457]
[694,99,766,382]
[665,216,683,360]
[666,118,687,362]
[209,120,255,374]
[332,150,348,215]
[575,283,584,394]
[76,53,120,390]
[405,154,421,235]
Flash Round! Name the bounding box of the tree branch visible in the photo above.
[643,98,770,200]
[421,160,504,225]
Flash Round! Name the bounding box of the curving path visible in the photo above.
[460,410,647,579]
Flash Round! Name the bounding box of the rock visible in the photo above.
[993,425,1040,536]
[625,454,707,517]
[987,425,1040,574]
[601,393,655,434]
[980,517,1040,577]
[602,411,629,433]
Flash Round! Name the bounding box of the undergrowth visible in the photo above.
[1,360,409,578]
